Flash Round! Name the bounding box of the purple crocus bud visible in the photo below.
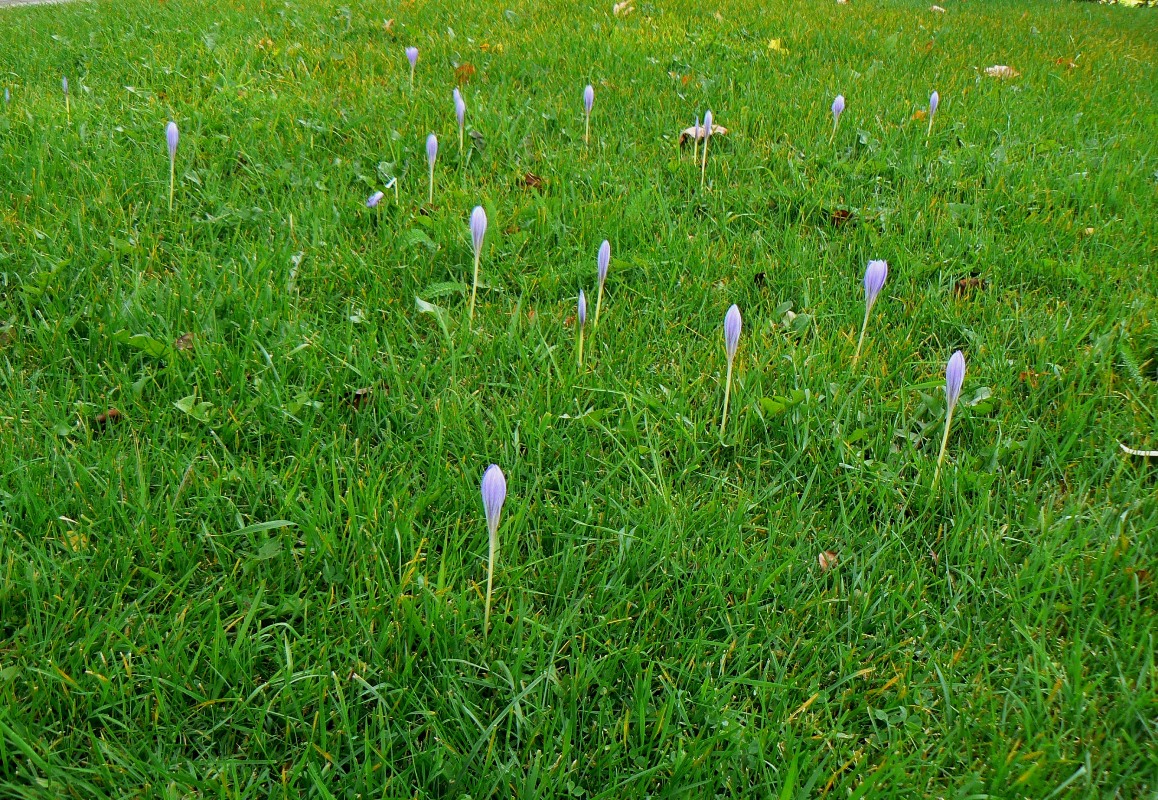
[578,290,587,328]
[930,90,940,116]
[597,240,610,288]
[863,259,887,309]
[62,77,68,95]
[166,121,179,161]
[3,88,9,105]
[406,47,418,68]
[366,191,385,208]
[945,350,965,410]
[426,133,438,167]
[832,94,845,120]
[481,464,506,539]
[454,88,466,128]
[724,304,741,362]
[703,109,713,142]
[584,84,594,114]
[470,206,487,255]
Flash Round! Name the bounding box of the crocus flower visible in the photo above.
[468,205,487,323]
[583,84,594,145]
[721,303,741,434]
[454,88,466,155]
[928,90,939,137]
[406,47,418,89]
[166,121,179,211]
[480,464,507,636]
[934,350,966,485]
[366,191,385,208]
[831,94,845,142]
[701,109,713,188]
[577,289,587,367]
[853,259,887,365]
[594,239,610,329]
[62,77,69,121]
[62,77,68,95]
[426,133,438,204]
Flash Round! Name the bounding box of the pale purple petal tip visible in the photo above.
[406,47,419,67]
[470,206,487,253]
[583,84,594,113]
[578,290,587,327]
[930,90,940,116]
[481,464,507,537]
[454,88,466,127]
[832,94,845,118]
[597,240,611,286]
[946,350,966,409]
[166,121,179,159]
[366,191,385,208]
[864,260,888,307]
[703,109,713,139]
[427,133,438,165]
[62,77,68,94]
[724,304,741,361]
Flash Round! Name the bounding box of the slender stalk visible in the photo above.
[593,285,604,330]
[852,307,870,365]
[830,118,838,144]
[585,113,590,146]
[927,115,934,138]
[468,250,481,323]
[484,527,496,637]
[409,64,415,91]
[700,135,710,188]
[65,96,70,124]
[693,129,699,163]
[577,327,585,368]
[720,359,734,435]
[428,162,434,205]
[168,158,175,212]
[933,406,955,486]
[459,125,464,159]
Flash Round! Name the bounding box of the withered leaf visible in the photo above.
[819,550,838,572]
[753,272,767,287]
[830,209,853,227]
[953,276,989,296]
[679,123,727,147]
[520,172,544,190]
[174,332,195,351]
[94,408,124,428]
[348,386,375,410]
[454,63,476,84]
[985,65,1021,79]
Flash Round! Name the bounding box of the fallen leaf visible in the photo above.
[1054,57,1077,70]
[985,65,1021,79]
[94,408,123,428]
[1120,443,1158,458]
[174,332,194,351]
[469,130,486,153]
[912,109,928,121]
[454,62,476,84]
[767,38,789,53]
[931,4,946,11]
[1125,566,1151,584]
[1019,370,1044,387]
[1082,227,1096,237]
[953,276,989,296]
[678,123,727,146]
[753,272,767,287]
[929,549,939,566]
[819,551,838,572]
[0,324,15,347]
[383,19,394,32]
[520,172,544,189]
[830,209,853,227]
[612,0,634,14]
[348,387,374,410]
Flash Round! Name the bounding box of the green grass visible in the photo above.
[0,0,1155,796]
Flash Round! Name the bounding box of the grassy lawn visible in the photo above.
[0,0,1155,795]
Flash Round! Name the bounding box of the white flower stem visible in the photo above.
[469,250,481,323]
[577,326,585,368]
[720,358,734,435]
[428,162,434,205]
[700,135,710,188]
[585,113,590,146]
[484,525,496,638]
[933,405,956,486]
[593,284,604,330]
[169,158,175,212]
[852,307,870,366]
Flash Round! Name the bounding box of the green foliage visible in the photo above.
[0,0,1154,797]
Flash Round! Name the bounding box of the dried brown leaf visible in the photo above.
[174,332,195,351]
[953,276,989,296]
[819,550,838,572]
[678,123,727,146]
[520,172,544,190]
[94,408,123,428]
[349,387,374,410]
[454,63,476,84]
[985,65,1021,79]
